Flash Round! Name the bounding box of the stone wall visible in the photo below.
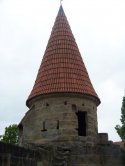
[37,141,125,166]
[19,93,98,145]
[0,142,40,166]
[0,142,52,166]
[0,141,125,166]
[68,141,124,166]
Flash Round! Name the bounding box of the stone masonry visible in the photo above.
[19,94,98,145]
[0,141,125,166]
[16,5,125,166]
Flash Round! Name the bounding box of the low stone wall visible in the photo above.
[68,142,124,166]
[0,141,125,166]
[0,142,38,166]
[0,142,53,166]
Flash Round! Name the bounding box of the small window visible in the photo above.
[18,124,23,137]
[46,103,49,107]
[64,101,67,105]
[41,121,47,132]
[57,120,59,129]
[72,104,76,112]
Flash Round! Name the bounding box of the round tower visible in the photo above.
[19,5,100,146]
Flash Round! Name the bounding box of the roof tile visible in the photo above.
[26,5,100,106]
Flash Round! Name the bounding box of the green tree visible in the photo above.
[1,124,19,145]
[115,96,125,141]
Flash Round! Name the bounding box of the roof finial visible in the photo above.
[60,0,63,6]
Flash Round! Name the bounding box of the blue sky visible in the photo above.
[0,0,125,141]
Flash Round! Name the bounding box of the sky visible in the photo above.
[0,0,125,141]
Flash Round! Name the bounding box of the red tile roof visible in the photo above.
[26,5,100,107]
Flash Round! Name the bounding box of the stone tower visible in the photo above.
[19,5,101,146]
[19,5,102,147]
[18,6,124,166]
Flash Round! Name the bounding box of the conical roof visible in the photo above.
[26,5,100,106]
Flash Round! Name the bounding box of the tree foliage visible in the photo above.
[1,124,19,145]
[115,96,125,141]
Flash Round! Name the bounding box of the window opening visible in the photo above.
[41,121,47,132]
[57,120,59,129]
[72,104,77,112]
[64,101,67,105]
[76,111,86,136]
[18,124,23,137]
[46,103,49,107]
